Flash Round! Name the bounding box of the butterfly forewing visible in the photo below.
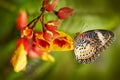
[74,29,114,64]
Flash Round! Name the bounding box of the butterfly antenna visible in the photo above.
[74,23,86,40]
[79,23,88,33]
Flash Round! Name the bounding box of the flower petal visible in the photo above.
[16,38,30,51]
[45,0,59,12]
[56,7,74,19]
[21,27,33,38]
[28,46,55,62]
[43,30,53,42]
[51,31,74,51]
[41,53,55,62]
[33,32,52,51]
[11,43,27,72]
[16,10,28,30]
[33,31,74,51]
[42,0,51,7]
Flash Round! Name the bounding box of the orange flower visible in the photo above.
[21,27,33,38]
[11,38,29,72]
[11,37,56,72]
[43,30,54,42]
[33,31,74,51]
[11,0,74,72]
[45,20,60,31]
[42,0,51,7]
[45,0,59,12]
[52,31,74,51]
[33,32,52,51]
[16,10,28,30]
[56,7,74,19]
[28,46,55,62]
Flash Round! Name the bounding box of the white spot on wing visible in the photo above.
[95,31,105,45]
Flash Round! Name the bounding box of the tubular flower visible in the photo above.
[28,46,55,62]
[11,38,29,72]
[16,10,28,30]
[33,32,52,51]
[21,27,33,38]
[43,0,59,12]
[52,31,74,51]
[45,20,60,31]
[56,7,74,19]
[33,31,74,51]
[11,0,74,72]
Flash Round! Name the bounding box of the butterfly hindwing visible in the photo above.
[74,29,114,64]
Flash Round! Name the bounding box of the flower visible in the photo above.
[43,30,54,41]
[16,10,28,30]
[28,46,55,62]
[21,27,33,38]
[11,38,29,72]
[45,20,60,31]
[33,31,74,51]
[52,31,74,51]
[43,0,59,12]
[11,0,74,72]
[56,7,74,19]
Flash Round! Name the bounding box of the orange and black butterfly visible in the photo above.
[74,29,115,64]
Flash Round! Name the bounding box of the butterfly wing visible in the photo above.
[74,29,114,64]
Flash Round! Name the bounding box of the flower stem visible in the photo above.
[40,8,46,32]
[27,7,46,32]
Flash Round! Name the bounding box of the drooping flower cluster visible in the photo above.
[11,0,74,72]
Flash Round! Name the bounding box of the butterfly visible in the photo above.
[74,29,114,64]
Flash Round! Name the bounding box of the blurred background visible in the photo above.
[0,0,120,80]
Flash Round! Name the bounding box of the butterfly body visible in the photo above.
[74,29,114,64]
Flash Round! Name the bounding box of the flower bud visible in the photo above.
[45,20,60,31]
[56,7,74,19]
[45,0,59,12]
[21,27,33,38]
[16,10,28,30]
[42,0,51,7]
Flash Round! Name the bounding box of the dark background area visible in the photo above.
[0,0,120,80]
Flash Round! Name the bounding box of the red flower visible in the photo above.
[42,0,51,7]
[45,20,60,31]
[43,30,53,42]
[33,31,73,51]
[56,7,74,19]
[45,0,59,12]
[11,0,74,72]
[16,10,28,30]
[21,27,33,38]
[11,38,30,72]
[28,46,55,62]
